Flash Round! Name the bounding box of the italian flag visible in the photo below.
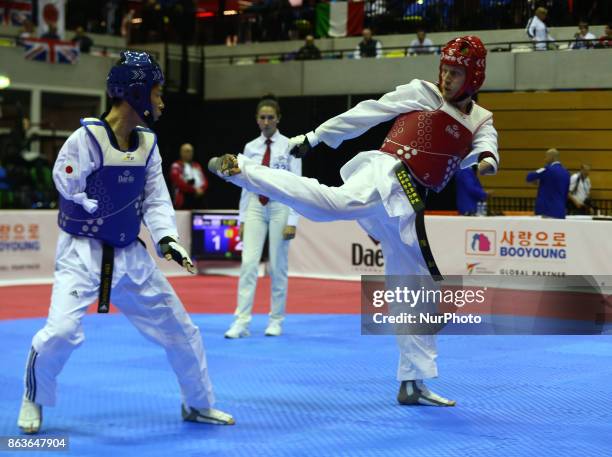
[316,1,364,38]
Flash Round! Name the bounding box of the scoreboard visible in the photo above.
[191,211,243,260]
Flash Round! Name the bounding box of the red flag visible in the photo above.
[347,0,364,37]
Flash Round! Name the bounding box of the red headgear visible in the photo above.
[439,36,487,101]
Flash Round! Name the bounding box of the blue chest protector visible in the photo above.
[58,118,157,247]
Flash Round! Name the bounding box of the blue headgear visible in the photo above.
[106,51,164,124]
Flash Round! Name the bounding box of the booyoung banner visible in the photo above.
[0,210,191,285]
[289,216,612,279]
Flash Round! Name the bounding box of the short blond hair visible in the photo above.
[546,148,560,160]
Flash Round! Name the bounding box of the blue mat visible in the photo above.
[1,314,611,457]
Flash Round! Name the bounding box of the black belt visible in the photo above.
[394,164,443,281]
[97,238,146,313]
[98,243,114,313]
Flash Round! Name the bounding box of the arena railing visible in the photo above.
[175,39,610,66]
[488,197,612,217]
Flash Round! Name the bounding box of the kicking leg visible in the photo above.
[211,154,382,222]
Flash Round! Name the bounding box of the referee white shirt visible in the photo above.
[233,129,301,327]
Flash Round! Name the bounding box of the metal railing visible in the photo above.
[488,197,612,217]
[178,39,611,66]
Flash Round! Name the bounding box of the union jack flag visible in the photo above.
[0,0,32,25]
[23,38,79,64]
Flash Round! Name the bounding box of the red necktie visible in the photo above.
[259,138,272,205]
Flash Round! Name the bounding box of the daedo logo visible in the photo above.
[118,170,135,184]
[465,230,496,256]
[351,236,384,268]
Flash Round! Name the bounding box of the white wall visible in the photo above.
[205,49,612,99]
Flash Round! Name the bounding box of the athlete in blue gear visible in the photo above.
[18,51,234,434]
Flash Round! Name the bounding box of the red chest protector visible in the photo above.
[380,89,492,192]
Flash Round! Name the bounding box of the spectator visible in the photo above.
[4,116,35,162]
[121,9,136,45]
[568,163,593,215]
[365,0,387,31]
[25,152,55,208]
[0,160,9,192]
[3,116,47,208]
[455,166,489,216]
[103,0,120,35]
[0,158,10,208]
[366,0,386,18]
[141,0,164,42]
[295,34,321,60]
[169,143,208,209]
[408,28,435,55]
[18,19,35,45]
[72,26,94,53]
[354,28,382,59]
[41,24,60,40]
[597,23,612,48]
[525,7,554,51]
[526,148,570,219]
[570,21,596,49]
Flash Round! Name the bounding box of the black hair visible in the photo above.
[256,94,281,118]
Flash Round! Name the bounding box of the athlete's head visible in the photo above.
[256,95,281,138]
[439,36,487,102]
[107,51,165,125]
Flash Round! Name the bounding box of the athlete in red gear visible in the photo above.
[210,36,498,407]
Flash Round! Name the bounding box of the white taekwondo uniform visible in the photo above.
[227,79,498,380]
